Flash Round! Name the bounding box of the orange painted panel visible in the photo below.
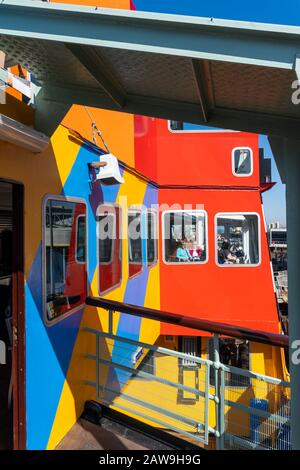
[62,106,135,167]
[51,0,131,8]
[0,94,34,126]
[158,188,279,335]
[134,115,158,181]
[135,119,260,187]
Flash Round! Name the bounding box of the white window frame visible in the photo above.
[232,147,253,177]
[42,194,88,326]
[146,209,158,269]
[162,209,208,265]
[215,212,261,268]
[97,204,117,266]
[128,207,143,279]
[97,203,122,296]
[168,120,238,134]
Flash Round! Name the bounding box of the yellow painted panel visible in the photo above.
[139,263,160,345]
[50,126,80,187]
[0,142,63,277]
[47,171,150,448]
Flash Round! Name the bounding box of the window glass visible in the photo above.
[163,211,207,264]
[128,210,142,278]
[209,338,250,387]
[76,215,86,263]
[233,148,252,175]
[45,198,87,322]
[147,211,157,267]
[169,121,221,132]
[216,214,259,266]
[98,205,122,294]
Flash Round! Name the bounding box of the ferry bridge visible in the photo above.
[0,0,299,449]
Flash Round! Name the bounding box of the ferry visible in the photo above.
[0,0,289,452]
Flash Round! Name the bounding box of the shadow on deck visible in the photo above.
[56,418,173,451]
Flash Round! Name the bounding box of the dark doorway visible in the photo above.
[0,181,25,449]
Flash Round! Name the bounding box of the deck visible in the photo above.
[56,418,172,451]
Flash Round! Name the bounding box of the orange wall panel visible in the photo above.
[158,188,278,335]
[135,119,260,188]
[62,106,135,167]
[134,115,158,181]
[51,0,131,8]
[155,120,260,187]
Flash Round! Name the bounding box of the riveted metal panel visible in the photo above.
[0,35,99,88]
[211,62,299,118]
[99,48,200,104]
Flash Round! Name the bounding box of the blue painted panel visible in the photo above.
[25,144,123,449]
[105,184,158,402]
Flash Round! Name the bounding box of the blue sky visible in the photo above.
[134,0,290,225]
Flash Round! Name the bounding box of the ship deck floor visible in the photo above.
[56,418,172,451]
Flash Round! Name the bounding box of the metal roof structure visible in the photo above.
[1,0,300,138]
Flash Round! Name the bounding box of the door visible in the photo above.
[0,181,25,449]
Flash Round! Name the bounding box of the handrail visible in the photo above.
[86,296,289,348]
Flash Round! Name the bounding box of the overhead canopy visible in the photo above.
[1,0,300,138]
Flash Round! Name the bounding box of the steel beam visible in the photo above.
[191,59,209,123]
[268,136,287,183]
[65,44,126,109]
[1,1,300,71]
[271,137,300,450]
[41,82,300,139]
[281,138,300,450]
[1,2,300,136]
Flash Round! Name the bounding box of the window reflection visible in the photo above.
[128,210,143,278]
[98,205,122,294]
[233,148,252,175]
[45,199,87,322]
[147,211,157,267]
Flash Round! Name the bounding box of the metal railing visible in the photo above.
[83,297,290,450]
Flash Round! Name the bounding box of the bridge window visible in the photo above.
[163,210,207,264]
[44,197,87,324]
[128,209,143,278]
[146,210,158,268]
[216,213,260,266]
[97,205,122,294]
[232,147,253,176]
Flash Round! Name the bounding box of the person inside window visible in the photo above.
[231,242,245,262]
[176,240,193,262]
[218,240,239,264]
